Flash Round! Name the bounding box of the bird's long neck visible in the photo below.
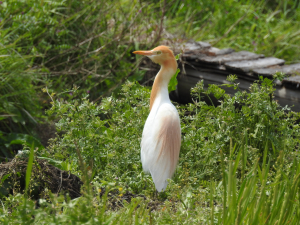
[150,58,177,111]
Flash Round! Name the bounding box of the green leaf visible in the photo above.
[168,68,180,93]
[4,133,44,150]
[175,53,181,60]
[25,147,34,192]
[233,148,242,174]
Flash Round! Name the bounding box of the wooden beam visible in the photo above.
[224,57,285,73]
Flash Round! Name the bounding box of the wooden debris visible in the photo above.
[283,76,300,90]
[215,48,235,56]
[197,41,211,49]
[253,63,300,76]
[225,57,285,73]
[175,65,300,112]
[284,75,300,83]
[195,51,264,64]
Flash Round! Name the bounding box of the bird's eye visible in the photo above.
[156,51,162,55]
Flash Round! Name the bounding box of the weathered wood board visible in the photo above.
[174,66,300,112]
[253,63,300,76]
[213,48,235,56]
[194,51,265,64]
[283,75,300,89]
[224,57,285,73]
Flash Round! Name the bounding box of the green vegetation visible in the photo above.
[168,0,300,63]
[1,79,300,224]
[1,0,300,224]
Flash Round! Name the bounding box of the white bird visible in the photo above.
[133,46,181,192]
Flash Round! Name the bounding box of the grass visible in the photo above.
[167,0,300,63]
[0,0,300,224]
[1,0,300,155]
[1,78,299,224]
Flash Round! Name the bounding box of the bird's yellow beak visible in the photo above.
[132,50,154,56]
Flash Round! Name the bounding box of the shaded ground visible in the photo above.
[36,122,57,147]
[0,157,165,211]
[0,158,82,199]
[98,187,165,211]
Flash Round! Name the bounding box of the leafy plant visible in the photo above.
[1,0,300,223]
[44,81,150,193]
[168,53,181,92]
[180,75,300,183]
[0,25,44,158]
[0,0,167,159]
[42,73,300,195]
[166,0,300,63]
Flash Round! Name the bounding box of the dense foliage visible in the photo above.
[1,79,300,224]
[1,0,300,224]
[0,0,159,156]
[167,0,300,63]
[1,0,300,156]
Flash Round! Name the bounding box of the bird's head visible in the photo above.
[133,46,175,65]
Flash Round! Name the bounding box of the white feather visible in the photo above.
[141,85,181,192]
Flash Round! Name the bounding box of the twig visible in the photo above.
[47,43,107,70]
[94,58,143,102]
[80,68,107,78]
[152,0,166,46]
[74,141,85,173]
[45,86,54,103]
[0,156,13,161]
[178,51,186,75]
[57,170,63,195]
[41,71,81,76]
[90,43,134,90]
[44,32,106,65]
[142,76,155,86]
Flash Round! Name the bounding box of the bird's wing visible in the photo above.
[141,103,181,191]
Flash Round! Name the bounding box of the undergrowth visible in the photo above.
[168,0,300,63]
[0,0,165,157]
[1,0,300,224]
[1,0,300,157]
[1,77,300,224]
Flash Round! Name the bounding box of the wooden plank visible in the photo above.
[183,42,204,52]
[174,66,300,112]
[204,47,220,55]
[282,76,300,89]
[187,60,228,71]
[284,75,300,83]
[224,57,285,73]
[181,43,234,59]
[183,63,261,82]
[173,41,211,55]
[197,41,211,49]
[203,47,235,56]
[195,51,264,65]
[183,61,265,82]
[182,54,201,60]
[215,48,235,56]
[183,49,235,63]
[253,63,300,76]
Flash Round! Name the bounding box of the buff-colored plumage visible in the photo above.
[133,46,181,192]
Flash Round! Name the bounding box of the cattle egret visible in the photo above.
[133,46,181,192]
